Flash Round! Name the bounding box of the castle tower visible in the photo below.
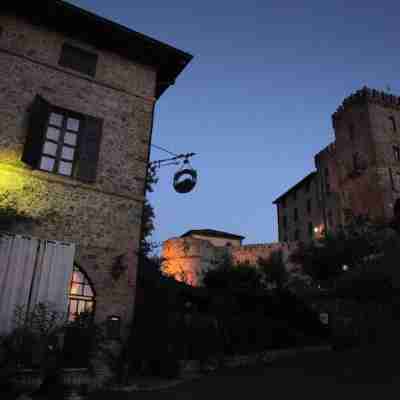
[332,87,400,223]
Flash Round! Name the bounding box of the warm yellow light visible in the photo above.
[314,227,319,233]
[0,163,51,220]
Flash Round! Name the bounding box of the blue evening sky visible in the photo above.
[70,0,400,246]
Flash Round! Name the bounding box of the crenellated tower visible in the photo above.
[332,87,400,222]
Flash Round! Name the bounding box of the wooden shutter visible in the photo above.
[76,116,103,183]
[22,95,50,168]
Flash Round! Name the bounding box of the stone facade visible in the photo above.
[274,172,324,243]
[162,231,298,287]
[275,87,400,242]
[0,4,191,337]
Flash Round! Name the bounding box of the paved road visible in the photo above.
[93,349,397,400]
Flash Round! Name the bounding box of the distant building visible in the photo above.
[181,229,245,247]
[162,229,297,286]
[274,87,400,242]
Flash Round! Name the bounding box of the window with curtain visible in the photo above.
[68,264,95,321]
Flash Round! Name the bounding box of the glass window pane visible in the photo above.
[83,285,93,297]
[61,146,75,161]
[46,127,61,141]
[67,118,80,132]
[64,132,77,146]
[69,299,78,314]
[43,141,58,156]
[77,301,85,314]
[70,283,80,295]
[40,156,55,172]
[85,302,93,313]
[58,161,72,176]
[73,271,83,283]
[49,113,63,127]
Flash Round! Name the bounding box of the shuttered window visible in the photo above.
[59,43,98,77]
[22,95,103,183]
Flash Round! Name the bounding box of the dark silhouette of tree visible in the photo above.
[202,255,263,291]
[290,215,390,287]
[258,250,288,290]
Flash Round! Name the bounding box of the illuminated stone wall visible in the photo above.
[0,15,157,331]
[231,242,299,272]
[162,237,228,286]
[162,237,299,287]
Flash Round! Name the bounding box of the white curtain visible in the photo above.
[0,233,75,335]
[30,240,75,315]
[0,234,39,335]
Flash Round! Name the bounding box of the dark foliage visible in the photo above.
[290,215,391,286]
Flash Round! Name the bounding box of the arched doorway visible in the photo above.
[67,264,96,321]
[63,264,96,367]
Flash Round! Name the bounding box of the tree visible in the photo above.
[139,167,158,259]
[202,255,263,292]
[258,250,288,290]
[290,215,392,287]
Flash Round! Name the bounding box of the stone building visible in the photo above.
[273,172,323,243]
[162,230,297,287]
[0,0,192,338]
[274,87,400,242]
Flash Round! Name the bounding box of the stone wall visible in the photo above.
[276,173,324,243]
[0,15,157,332]
[162,237,229,286]
[276,87,400,241]
[331,87,400,223]
[314,142,343,233]
[162,238,299,286]
[231,242,298,272]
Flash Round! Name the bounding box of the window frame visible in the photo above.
[68,264,96,322]
[39,106,83,178]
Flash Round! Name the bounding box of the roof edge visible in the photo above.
[272,171,317,204]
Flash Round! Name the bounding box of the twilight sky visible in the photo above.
[70,0,400,246]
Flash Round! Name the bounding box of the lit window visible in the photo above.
[68,265,95,322]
